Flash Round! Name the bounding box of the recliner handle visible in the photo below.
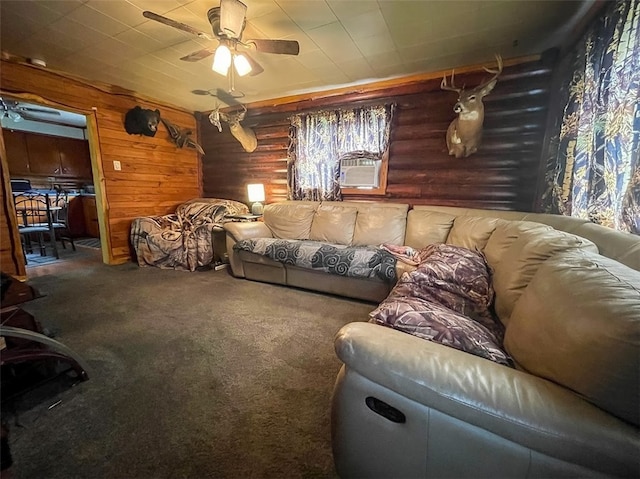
[365,396,406,423]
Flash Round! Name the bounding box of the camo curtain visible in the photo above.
[539,0,640,233]
[288,104,395,201]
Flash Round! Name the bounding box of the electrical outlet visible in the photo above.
[113,160,122,171]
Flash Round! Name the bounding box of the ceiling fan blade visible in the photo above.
[180,47,217,62]
[143,11,213,41]
[242,52,264,76]
[220,0,247,39]
[22,107,61,115]
[247,38,300,55]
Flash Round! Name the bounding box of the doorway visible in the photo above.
[1,96,107,278]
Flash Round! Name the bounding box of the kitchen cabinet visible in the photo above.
[82,196,100,238]
[25,133,63,175]
[57,137,92,178]
[4,130,92,179]
[3,130,30,175]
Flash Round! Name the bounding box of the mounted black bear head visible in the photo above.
[124,106,161,137]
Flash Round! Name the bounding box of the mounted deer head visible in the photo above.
[441,54,502,158]
[209,104,257,153]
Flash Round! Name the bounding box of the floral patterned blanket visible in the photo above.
[233,238,397,282]
[131,198,248,271]
[371,243,512,366]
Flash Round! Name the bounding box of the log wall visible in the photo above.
[199,55,554,211]
[1,60,201,265]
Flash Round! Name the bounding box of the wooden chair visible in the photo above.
[52,192,76,251]
[13,192,58,261]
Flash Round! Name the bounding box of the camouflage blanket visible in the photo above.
[370,243,512,366]
[233,238,397,282]
[130,198,248,271]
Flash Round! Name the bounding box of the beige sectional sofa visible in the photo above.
[224,200,640,478]
[224,201,410,302]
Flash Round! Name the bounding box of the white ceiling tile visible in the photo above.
[327,0,379,20]
[20,32,78,61]
[306,21,362,62]
[339,8,388,39]
[354,31,397,57]
[0,11,41,43]
[295,49,335,71]
[0,1,68,26]
[248,10,301,39]
[183,1,221,19]
[397,41,445,64]
[243,0,282,20]
[49,17,111,47]
[40,0,88,17]
[366,51,403,73]
[86,1,146,28]
[115,28,166,54]
[85,38,149,65]
[125,0,188,15]
[276,0,338,30]
[308,65,350,84]
[336,57,376,81]
[65,4,131,36]
[426,9,482,41]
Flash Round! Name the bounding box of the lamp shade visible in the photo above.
[247,183,265,203]
[212,44,231,75]
[233,54,252,77]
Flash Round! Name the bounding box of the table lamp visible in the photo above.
[247,183,265,215]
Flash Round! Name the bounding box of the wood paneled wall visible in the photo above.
[199,55,554,211]
[1,60,201,265]
[0,131,25,278]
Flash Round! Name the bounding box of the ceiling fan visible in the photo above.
[143,0,300,82]
[0,98,62,123]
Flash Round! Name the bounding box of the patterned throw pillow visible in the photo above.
[370,243,512,366]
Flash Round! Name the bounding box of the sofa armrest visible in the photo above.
[334,322,638,475]
[223,221,272,241]
[223,222,273,277]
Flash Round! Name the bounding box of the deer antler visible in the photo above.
[477,54,503,91]
[440,70,462,93]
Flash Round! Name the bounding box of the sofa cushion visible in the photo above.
[446,216,499,251]
[505,251,640,427]
[483,220,553,270]
[404,210,456,248]
[263,202,317,240]
[492,229,598,324]
[309,204,358,245]
[352,204,408,246]
[233,238,397,282]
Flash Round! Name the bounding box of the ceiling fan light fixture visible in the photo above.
[234,54,252,77]
[220,0,247,38]
[212,44,232,75]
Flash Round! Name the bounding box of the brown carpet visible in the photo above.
[4,261,374,479]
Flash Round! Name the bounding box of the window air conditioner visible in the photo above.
[339,158,380,188]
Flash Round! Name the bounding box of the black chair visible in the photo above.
[13,192,59,261]
[52,192,76,251]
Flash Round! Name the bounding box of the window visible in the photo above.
[288,104,395,201]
